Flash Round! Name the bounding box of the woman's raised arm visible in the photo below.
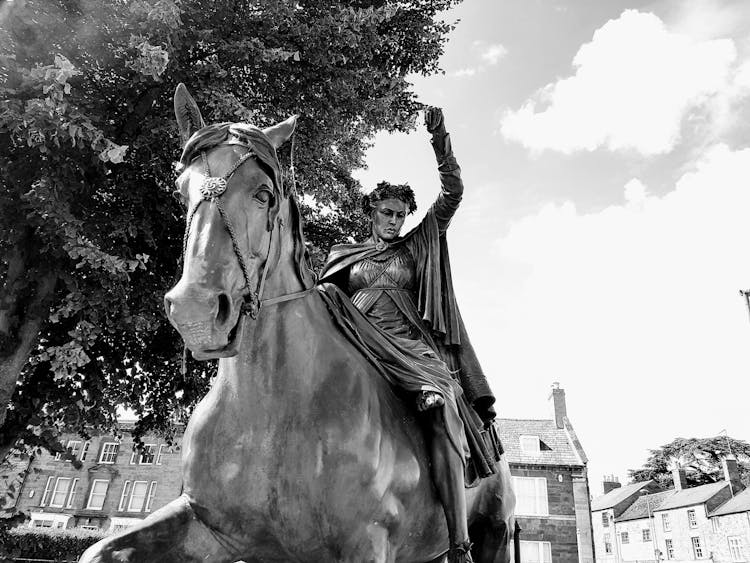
[425,107,463,234]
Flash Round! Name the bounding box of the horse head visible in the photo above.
[165,83,314,359]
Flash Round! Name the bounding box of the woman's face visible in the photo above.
[371,198,408,241]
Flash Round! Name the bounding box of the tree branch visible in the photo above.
[0,273,57,427]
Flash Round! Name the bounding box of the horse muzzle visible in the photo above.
[164,285,245,359]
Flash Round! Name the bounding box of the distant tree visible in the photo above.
[628,436,750,488]
[0,0,461,469]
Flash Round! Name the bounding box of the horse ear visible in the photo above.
[263,115,298,149]
[174,83,205,146]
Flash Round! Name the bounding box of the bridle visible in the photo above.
[181,142,312,321]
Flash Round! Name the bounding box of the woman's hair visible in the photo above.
[361,181,417,216]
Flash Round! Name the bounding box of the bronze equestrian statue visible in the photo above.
[80,84,517,563]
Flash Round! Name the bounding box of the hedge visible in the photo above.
[0,526,106,560]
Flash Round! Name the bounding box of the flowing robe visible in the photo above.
[318,135,501,480]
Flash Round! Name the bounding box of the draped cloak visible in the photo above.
[318,162,502,481]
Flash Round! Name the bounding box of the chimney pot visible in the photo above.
[671,466,688,491]
[722,455,743,495]
[603,475,621,494]
[549,383,567,429]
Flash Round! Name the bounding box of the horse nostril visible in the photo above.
[216,293,231,326]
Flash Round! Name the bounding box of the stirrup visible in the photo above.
[447,540,474,563]
[416,391,445,412]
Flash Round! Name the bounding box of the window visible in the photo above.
[728,536,745,562]
[99,442,118,464]
[642,528,651,542]
[127,481,148,512]
[86,480,109,510]
[118,481,132,511]
[519,541,552,563]
[155,444,166,465]
[80,440,90,461]
[602,512,609,527]
[512,476,548,516]
[519,435,541,454]
[29,512,71,529]
[65,478,79,508]
[139,444,156,464]
[621,532,629,544]
[117,481,155,513]
[604,533,612,554]
[129,449,137,465]
[49,477,72,508]
[712,517,722,532]
[662,513,671,531]
[665,539,674,560]
[56,440,81,461]
[40,476,54,506]
[688,508,697,528]
[692,536,704,559]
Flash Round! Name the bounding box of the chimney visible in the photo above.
[549,382,567,429]
[672,465,688,491]
[723,456,743,495]
[603,475,621,494]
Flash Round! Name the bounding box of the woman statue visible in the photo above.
[319,107,501,563]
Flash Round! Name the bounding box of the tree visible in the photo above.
[0,0,461,467]
[628,436,750,488]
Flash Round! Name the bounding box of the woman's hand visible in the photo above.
[424,106,445,134]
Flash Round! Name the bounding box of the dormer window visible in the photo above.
[520,435,541,454]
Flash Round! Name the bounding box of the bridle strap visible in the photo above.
[182,145,312,321]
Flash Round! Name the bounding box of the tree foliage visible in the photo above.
[0,0,461,461]
[628,436,750,488]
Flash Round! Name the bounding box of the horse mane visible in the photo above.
[180,122,316,289]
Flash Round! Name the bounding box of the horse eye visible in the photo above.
[254,189,272,205]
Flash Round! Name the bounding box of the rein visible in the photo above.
[181,142,312,321]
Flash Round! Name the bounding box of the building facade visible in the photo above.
[498,383,594,563]
[11,424,183,532]
[592,459,748,563]
[707,488,750,563]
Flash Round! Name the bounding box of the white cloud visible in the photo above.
[481,44,508,65]
[451,41,507,78]
[623,178,648,205]
[454,67,479,77]
[485,144,750,485]
[500,10,738,155]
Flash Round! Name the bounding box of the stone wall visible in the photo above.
[707,512,750,563]
[512,464,580,563]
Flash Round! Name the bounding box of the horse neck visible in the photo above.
[220,211,322,393]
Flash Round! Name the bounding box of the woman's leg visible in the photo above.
[422,403,473,563]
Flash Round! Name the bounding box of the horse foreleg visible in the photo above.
[79,495,237,563]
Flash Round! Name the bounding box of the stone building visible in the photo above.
[12,423,183,532]
[591,458,747,563]
[707,487,750,562]
[498,383,594,563]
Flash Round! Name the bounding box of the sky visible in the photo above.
[353,0,750,496]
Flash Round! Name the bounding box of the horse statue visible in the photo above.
[80,84,517,563]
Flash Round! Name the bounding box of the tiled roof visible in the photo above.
[497,418,584,467]
[710,487,750,517]
[617,490,676,522]
[655,481,728,511]
[591,481,653,511]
